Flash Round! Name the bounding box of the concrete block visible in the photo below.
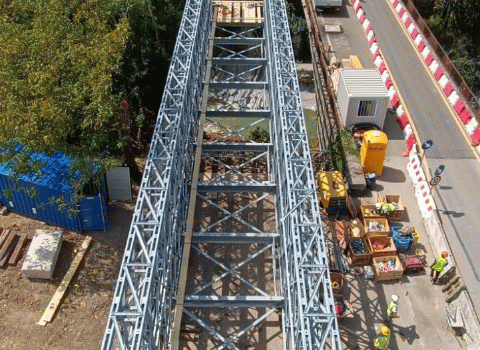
[21,229,63,279]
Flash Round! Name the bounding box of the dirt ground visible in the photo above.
[0,199,134,350]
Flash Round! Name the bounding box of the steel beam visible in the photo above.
[209,81,267,89]
[212,58,267,66]
[101,0,212,348]
[264,0,341,348]
[202,142,272,151]
[214,37,264,45]
[192,232,279,243]
[197,182,276,193]
[206,110,271,118]
[184,296,284,308]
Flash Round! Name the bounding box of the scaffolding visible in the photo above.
[102,0,340,349]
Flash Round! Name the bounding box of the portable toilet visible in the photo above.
[317,171,347,215]
[360,130,388,176]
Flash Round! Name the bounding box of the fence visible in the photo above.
[402,0,480,121]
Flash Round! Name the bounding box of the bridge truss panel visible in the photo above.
[264,0,341,349]
[176,20,284,349]
[102,0,340,348]
[101,0,212,348]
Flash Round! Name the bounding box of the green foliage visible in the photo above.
[327,130,358,172]
[286,2,307,36]
[0,0,182,193]
[413,0,435,18]
[422,0,480,92]
[0,0,131,158]
[452,55,480,92]
[249,127,270,142]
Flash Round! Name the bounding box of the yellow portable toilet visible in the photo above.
[360,130,388,176]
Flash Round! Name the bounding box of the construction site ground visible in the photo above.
[0,199,133,350]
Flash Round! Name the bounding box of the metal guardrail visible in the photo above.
[401,0,480,122]
[300,0,341,150]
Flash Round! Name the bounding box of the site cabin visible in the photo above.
[337,68,390,129]
[315,0,342,11]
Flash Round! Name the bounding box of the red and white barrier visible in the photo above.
[407,22,415,34]
[362,18,371,31]
[374,55,384,68]
[448,91,459,106]
[434,67,443,81]
[418,41,426,53]
[466,118,479,134]
[390,0,480,154]
[443,83,454,97]
[402,123,413,138]
[420,47,430,60]
[414,34,423,46]
[438,75,449,88]
[472,128,480,146]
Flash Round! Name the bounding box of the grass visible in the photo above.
[207,108,318,144]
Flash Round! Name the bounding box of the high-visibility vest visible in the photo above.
[374,334,390,349]
[432,257,448,272]
[379,202,395,215]
[387,300,398,316]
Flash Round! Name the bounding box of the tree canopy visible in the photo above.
[0,0,182,180]
[415,0,480,91]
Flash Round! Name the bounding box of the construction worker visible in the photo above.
[386,294,399,323]
[430,251,449,283]
[374,326,391,350]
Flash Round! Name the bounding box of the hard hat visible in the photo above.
[391,294,399,302]
[442,251,449,258]
[381,326,390,336]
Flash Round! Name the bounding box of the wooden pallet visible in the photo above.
[215,1,263,26]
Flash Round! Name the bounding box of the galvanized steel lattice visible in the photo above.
[102,0,340,348]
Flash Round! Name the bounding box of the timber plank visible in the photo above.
[37,236,92,326]
[0,229,10,250]
[8,234,27,265]
[0,235,18,267]
[0,231,15,260]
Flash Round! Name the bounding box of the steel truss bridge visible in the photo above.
[102,0,340,349]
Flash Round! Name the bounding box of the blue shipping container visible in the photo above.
[0,149,107,232]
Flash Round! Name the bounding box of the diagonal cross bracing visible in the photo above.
[103,0,339,349]
[264,0,341,348]
[101,0,212,348]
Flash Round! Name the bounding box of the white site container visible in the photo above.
[337,69,390,129]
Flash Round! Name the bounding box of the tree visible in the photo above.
[0,0,182,182]
[0,1,129,158]
[422,0,480,92]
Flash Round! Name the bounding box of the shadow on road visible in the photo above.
[379,166,407,183]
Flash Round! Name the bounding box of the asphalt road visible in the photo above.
[317,0,480,330]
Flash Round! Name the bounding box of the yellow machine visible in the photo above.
[360,130,388,176]
[349,55,363,69]
[317,171,347,214]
